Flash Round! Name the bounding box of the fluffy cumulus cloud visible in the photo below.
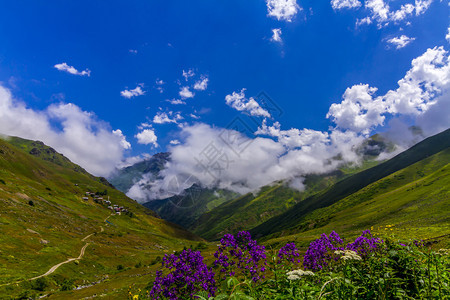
[135,128,158,147]
[386,35,415,49]
[225,89,271,117]
[179,86,194,99]
[127,123,364,201]
[153,111,183,124]
[328,46,450,136]
[0,85,130,176]
[128,45,450,202]
[193,77,209,91]
[271,28,283,43]
[120,85,145,99]
[331,0,361,10]
[54,62,91,76]
[266,0,301,22]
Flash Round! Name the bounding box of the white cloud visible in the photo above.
[128,123,364,201]
[179,86,194,99]
[446,26,450,43]
[193,77,209,91]
[266,0,301,22]
[112,129,132,150]
[167,99,186,105]
[361,0,434,27]
[129,49,138,54]
[169,139,180,145]
[153,111,183,124]
[271,28,283,43]
[225,89,271,117]
[331,0,361,10]
[327,84,385,134]
[155,79,165,93]
[327,46,450,134]
[120,85,145,99]
[190,113,200,119]
[182,69,195,81]
[0,85,129,176]
[356,16,372,26]
[135,129,158,147]
[54,62,91,76]
[386,35,415,49]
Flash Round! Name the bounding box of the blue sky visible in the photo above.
[0,1,449,189]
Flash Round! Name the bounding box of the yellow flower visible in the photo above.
[133,295,139,300]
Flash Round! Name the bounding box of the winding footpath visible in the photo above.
[0,214,113,287]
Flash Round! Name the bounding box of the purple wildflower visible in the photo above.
[149,249,216,300]
[303,231,344,271]
[214,231,267,282]
[278,242,301,265]
[346,230,383,257]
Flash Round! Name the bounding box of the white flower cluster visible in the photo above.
[334,250,362,261]
[286,269,315,280]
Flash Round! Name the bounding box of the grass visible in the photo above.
[0,137,201,299]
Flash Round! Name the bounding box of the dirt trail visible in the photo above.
[0,214,113,287]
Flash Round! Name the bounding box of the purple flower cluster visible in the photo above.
[346,230,383,257]
[278,242,301,265]
[213,231,267,282]
[149,249,216,300]
[303,231,344,270]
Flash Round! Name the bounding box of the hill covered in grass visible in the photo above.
[251,128,450,241]
[0,136,200,299]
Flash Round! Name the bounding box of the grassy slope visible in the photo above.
[0,137,200,298]
[191,170,349,241]
[251,128,450,237]
[143,186,238,229]
[263,148,450,248]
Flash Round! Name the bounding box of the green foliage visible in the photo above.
[117,264,124,271]
[0,178,5,184]
[31,277,48,291]
[60,278,75,291]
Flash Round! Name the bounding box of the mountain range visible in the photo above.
[0,128,448,298]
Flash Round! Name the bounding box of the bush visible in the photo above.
[31,277,48,291]
[60,279,75,291]
[28,200,34,206]
[117,264,124,271]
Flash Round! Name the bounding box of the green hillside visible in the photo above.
[143,185,237,229]
[188,148,388,241]
[251,128,450,238]
[190,171,347,240]
[0,137,200,299]
[262,147,450,248]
